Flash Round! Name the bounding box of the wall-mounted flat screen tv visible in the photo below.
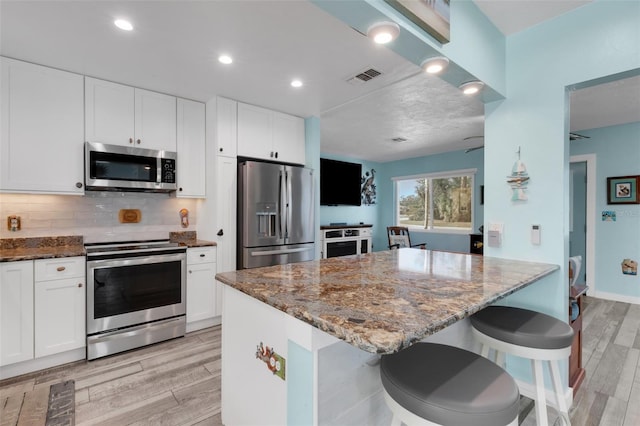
[320,158,362,206]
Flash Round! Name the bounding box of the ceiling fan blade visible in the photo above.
[465,146,484,153]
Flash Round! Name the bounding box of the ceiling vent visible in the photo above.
[346,68,382,85]
[391,137,408,143]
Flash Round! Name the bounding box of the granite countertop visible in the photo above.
[215,249,559,354]
[0,232,216,262]
[0,236,85,262]
[169,231,216,248]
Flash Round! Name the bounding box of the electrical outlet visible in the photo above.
[7,215,21,231]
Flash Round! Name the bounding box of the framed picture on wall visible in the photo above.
[384,0,450,43]
[607,175,640,204]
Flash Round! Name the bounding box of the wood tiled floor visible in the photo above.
[1,296,639,425]
[0,327,222,425]
[521,296,640,426]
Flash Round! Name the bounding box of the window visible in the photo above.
[394,169,476,232]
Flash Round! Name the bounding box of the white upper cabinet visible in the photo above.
[272,111,305,165]
[216,97,237,157]
[85,77,177,152]
[237,102,305,164]
[0,57,85,194]
[134,88,177,151]
[176,98,206,198]
[84,77,134,147]
[237,103,272,160]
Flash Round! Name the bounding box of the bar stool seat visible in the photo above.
[380,342,520,426]
[470,306,574,426]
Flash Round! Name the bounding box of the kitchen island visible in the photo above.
[215,249,558,425]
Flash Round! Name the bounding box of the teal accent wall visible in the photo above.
[483,1,640,383]
[287,341,313,426]
[319,153,381,245]
[571,122,640,300]
[376,148,484,253]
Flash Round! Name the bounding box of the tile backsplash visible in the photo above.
[0,192,200,242]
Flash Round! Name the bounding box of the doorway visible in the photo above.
[569,154,596,291]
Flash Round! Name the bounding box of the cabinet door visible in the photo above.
[134,88,177,151]
[272,112,305,165]
[1,58,85,194]
[216,97,237,157]
[237,102,272,160]
[34,277,85,358]
[177,98,206,198]
[85,77,135,146]
[216,156,237,274]
[186,262,217,323]
[0,261,34,366]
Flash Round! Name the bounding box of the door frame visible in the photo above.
[570,154,596,293]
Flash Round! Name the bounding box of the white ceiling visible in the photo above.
[1,1,637,163]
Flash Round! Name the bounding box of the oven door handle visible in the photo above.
[87,317,184,343]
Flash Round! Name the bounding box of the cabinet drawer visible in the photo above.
[35,256,85,281]
[187,247,217,265]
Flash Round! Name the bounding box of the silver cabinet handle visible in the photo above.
[76,182,83,188]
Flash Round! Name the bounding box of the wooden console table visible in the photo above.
[569,284,587,395]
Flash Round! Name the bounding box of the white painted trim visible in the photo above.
[186,315,221,333]
[0,348,85,380]
[391,168,477,181]
[570,154,596,293]
[591,290,640,305]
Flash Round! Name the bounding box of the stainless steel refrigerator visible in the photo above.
[237,160,315,269]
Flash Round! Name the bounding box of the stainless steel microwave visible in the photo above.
[85,142,177,192]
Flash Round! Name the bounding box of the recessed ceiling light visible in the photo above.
[459,80,485,95]
[367,21,400,44]
[421,56,450,74]
[218,55,233,65]
[291,80,303,88]
[114,19,133,31]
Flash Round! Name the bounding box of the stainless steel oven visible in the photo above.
[85,240,186,360]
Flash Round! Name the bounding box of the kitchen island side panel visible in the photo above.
[222,285,398,426]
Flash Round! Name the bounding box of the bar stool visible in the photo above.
[470,306,574,426]
[380,342,520,426]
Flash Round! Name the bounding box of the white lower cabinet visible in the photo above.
[0,261,34,366]
[186,247,218,332]
[34,257,85,358]
[34,276,85,358]
[0,257,85,374]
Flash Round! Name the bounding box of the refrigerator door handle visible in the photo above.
[250,247,313,256]
[279,169,286,240]
[286,169,292,240]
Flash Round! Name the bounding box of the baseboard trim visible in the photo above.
[590,291,640,305]
[0,348,85,380]
[186,316,221,333]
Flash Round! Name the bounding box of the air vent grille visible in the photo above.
[346,68,383,85]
